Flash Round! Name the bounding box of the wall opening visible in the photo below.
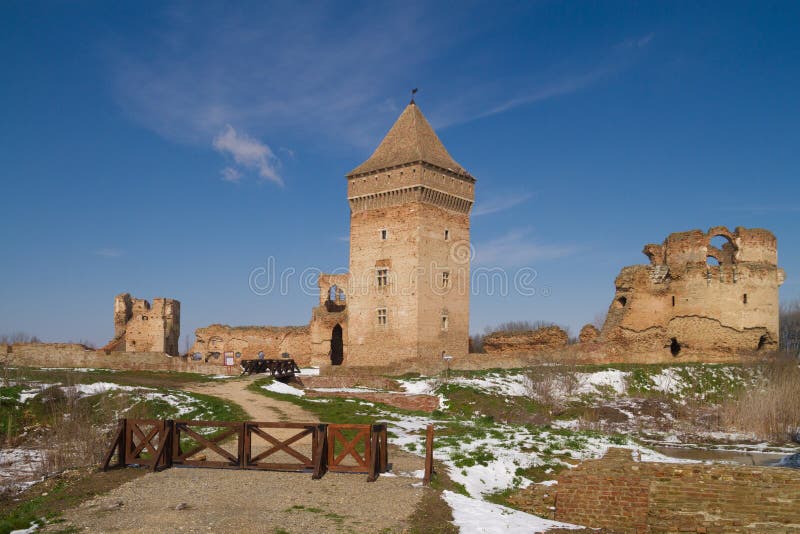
[706,255,720,267]
[330,324,344,365]
[615,296,627,308]
[757,334,768,351]
[743,293,748,304]
[670,337,681,357]
[671,296,675,307]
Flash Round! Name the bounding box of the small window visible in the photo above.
[444,229,450,241]
[441,271,450,288]
[441,314,449,331]
[671,296,675,307]
[380,229,387,240]
[142,315,148,320]
[377,308,387,326]
[743,293,748,304]
[377,268,389,288]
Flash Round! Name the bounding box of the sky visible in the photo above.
[1,1,799,349]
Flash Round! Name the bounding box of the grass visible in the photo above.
[0,467,146,534]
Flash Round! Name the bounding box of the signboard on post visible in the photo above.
[224,351,234,373]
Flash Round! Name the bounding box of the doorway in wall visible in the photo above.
[330,324,344,365]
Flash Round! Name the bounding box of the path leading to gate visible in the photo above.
[186,376,315,423]
[51,376,429,533]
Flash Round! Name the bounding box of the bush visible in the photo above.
[722,355,800,443]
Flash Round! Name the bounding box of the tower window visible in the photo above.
[743,293,748,304]
[376,268,389,288]
[380,229,387,240]
[441,271,450,288]
[377,308,387,326]
[441,314,449,331]
[444,229,450,241]
[671,296,675,307]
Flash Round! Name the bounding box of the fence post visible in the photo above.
[101,418,125,471]
[240,422,249,469]
[379,424,388,473]
[368,424,380,482]
[312,423,328,480]
[423,424,435,486]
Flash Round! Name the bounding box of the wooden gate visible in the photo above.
[103,418,389,481]
[243,422,322,471]
[171,420,244,469]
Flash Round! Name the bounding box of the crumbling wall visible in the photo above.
[544,448,800,533]
[190,324,312,365]
[106,293,180,356]
[483,326,569,355]
[599,226,785,361]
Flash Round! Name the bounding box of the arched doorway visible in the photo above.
[330,324,343,365]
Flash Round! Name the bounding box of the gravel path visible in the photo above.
[53,376,429,533]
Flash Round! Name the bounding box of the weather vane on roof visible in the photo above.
[410,87,418,104]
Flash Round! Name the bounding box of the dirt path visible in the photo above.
[51,376,430,533]
[185,376,315,423]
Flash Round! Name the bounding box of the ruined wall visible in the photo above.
[483,326,569,355]
[546,448,800,533]
[190,324,312,366]
[107,293,180,356]
[599,227,785,362]
[4,343,220,374]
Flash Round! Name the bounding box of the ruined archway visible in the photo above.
[330,324,344,365]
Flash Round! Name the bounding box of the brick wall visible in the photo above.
[549,448,800,533]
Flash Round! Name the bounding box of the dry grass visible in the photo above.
[523,356,580,417]
[721,354,800,443]
[34,381,143,475]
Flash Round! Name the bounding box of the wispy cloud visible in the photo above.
[108,6,654,156]
[473,192,535,216]
[220,167,241,183]
[213,125,282,185]
[94,248,124,258]
[473,229,576,267]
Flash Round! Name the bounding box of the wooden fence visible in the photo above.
[102,418,389,481]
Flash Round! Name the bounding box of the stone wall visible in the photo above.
[483,326,569,355]
[4,343,219,374]
[598,226,785,362]
[107,293,180,356]
[190,324,312,366]
[517,448,800,533]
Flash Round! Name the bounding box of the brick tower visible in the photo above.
[342,100,475,365]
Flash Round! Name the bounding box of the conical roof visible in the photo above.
[347,102,471,178]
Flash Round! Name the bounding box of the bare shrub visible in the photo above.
[38,382,135,474]
[721,355,800,443]
[524,356,580,416]
[780,299,800,355]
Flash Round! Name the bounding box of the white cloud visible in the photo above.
[220,167,241,183]
[213,125,282,185]
[474,229,575,267]
[94,248,124,258]
[473,192,534,216]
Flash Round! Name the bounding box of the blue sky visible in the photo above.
[1,1,798,348]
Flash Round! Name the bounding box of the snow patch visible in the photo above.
[262,381,305,396]
[443,491,582,533]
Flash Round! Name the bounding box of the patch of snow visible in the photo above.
[10,522,40,534]
[443,491,582,533]
[650,367,683,395]
[309,387,380,393]
[262,381,305,396]
[299,367,320,376]
[576,369,629,395]
[70,382,139,397]
[210,374,236,379]
[0,448,44,493]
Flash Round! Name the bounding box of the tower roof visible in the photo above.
[347,102,472,178]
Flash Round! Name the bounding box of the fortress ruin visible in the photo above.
[598,226,785,361]
[191,100,474,367]
[104,293,181,356]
